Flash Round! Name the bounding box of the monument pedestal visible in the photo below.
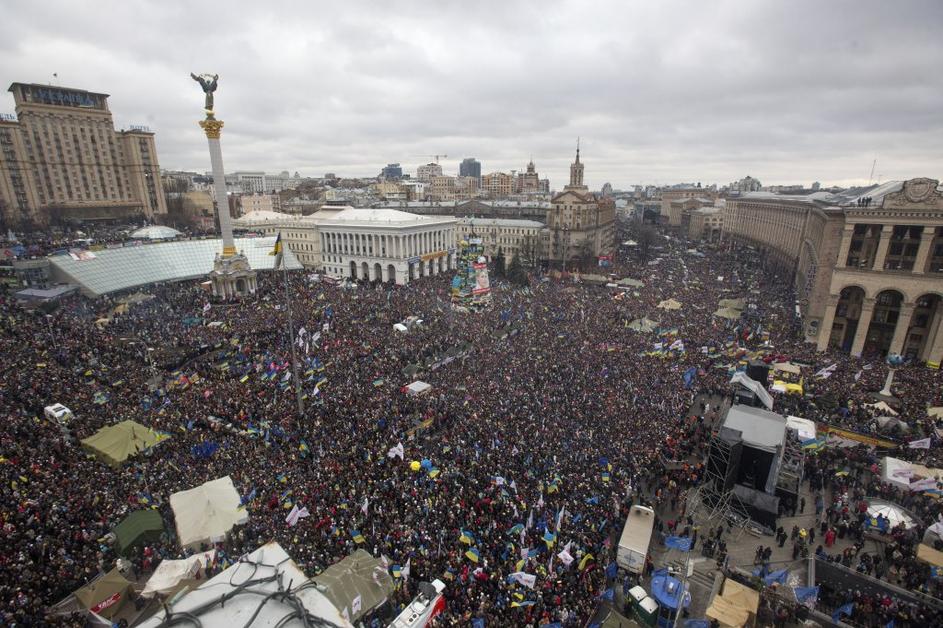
[209,251,257,298]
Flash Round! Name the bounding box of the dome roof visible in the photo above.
[130,225,183,240]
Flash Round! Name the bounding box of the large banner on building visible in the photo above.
[473,263,490,295]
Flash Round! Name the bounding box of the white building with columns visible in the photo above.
[318,208,457,284]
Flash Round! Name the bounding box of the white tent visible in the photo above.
[138,543,351,628]
[405,381,432,396]
[867,499,916,529]
[729,371,774,411]
[142,550,216,598]
[882,457,915,489]
[865,400,898,416]
[785,416,816,441]
[170,476,247,548]
[44,403,73,424]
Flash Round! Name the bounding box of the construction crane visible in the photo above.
[410,154,448,164]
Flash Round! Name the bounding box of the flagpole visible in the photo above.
[280,239,305,418]
[671,549,691,628]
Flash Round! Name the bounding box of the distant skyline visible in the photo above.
[2,1,940,189]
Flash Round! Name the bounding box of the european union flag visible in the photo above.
[831,602,854,623]
[666,536,692,552]
[606,562,618,578]
[763,568,788,586]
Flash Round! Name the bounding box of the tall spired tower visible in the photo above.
[564,138,586,191]
[192,72,257,298]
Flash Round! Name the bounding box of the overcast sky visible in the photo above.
[2,0,941,190]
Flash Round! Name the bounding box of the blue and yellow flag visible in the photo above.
[269,232,284,269]
[465,547,480,563]
[351,530,366,544]
[460,529,476,545]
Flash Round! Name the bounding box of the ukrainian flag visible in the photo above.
[465,547,480,563]
[269,232,284,269]
[601,471,611,483]
[543,531,556,547]
[428,468,441,479]
[351,530,366,544]
[276,473,287,483]
[391,565,402,578]
[578,553,595,571]
[511,600,535,608]
[460,529,475,545]
[507,524,524,536]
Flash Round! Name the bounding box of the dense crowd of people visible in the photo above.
[0,227,941,627]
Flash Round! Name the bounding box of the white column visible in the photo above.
[913,226,935,274]
[872,224,893,271]
[202,121,236,257]
[850,298,876,357]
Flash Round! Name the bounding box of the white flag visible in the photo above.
[285,504,310,527]
[202,302,211,313]
[814,363,837,379]
[555,506,566,531]
[311,331,321,344]
[510,571,537,589]
[537,493,544,509]
[557,548,574,566]
[402,557,411,581]
[510,480,517,492]
[909,437,932,449]
[387,442,405,460]
[854,370,862,382]
[526,509,534,530]
[361,497,369,516]
[910,477,937,491]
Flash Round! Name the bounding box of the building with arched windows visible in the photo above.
[722,178,943,365]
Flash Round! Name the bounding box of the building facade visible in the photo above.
[459,158,481,180]
[240,193,281,216]
[456,217,549,265]
[517,160,540,194]
[547,148,615,266]
[381,163,403,180]
[481,172,515,199]
[319,208,457,284]
[722,179,943,364]
[416,163,443,182]
[0,82,167,229]
[661,188,716,226]
[688,207,724,242]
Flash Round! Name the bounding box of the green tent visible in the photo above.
[73,568,132,619]
[713,307,742,320]
[314,549,393,623]
[113,509,164,555]
[81,420,166,467]
[718,298,746,310]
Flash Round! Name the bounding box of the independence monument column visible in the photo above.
[191,73,257,297]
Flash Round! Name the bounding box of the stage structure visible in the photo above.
[192,72,257,298]
[450,237,491,309]
[689,403,804,535]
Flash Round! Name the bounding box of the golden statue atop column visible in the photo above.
[191,72,256,297]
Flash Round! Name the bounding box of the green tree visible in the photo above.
[507,252,527,285]
[494,247,506,277]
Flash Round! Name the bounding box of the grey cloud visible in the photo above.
[1,0,940,188]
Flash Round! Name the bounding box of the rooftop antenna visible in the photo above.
[868,158,877,186]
